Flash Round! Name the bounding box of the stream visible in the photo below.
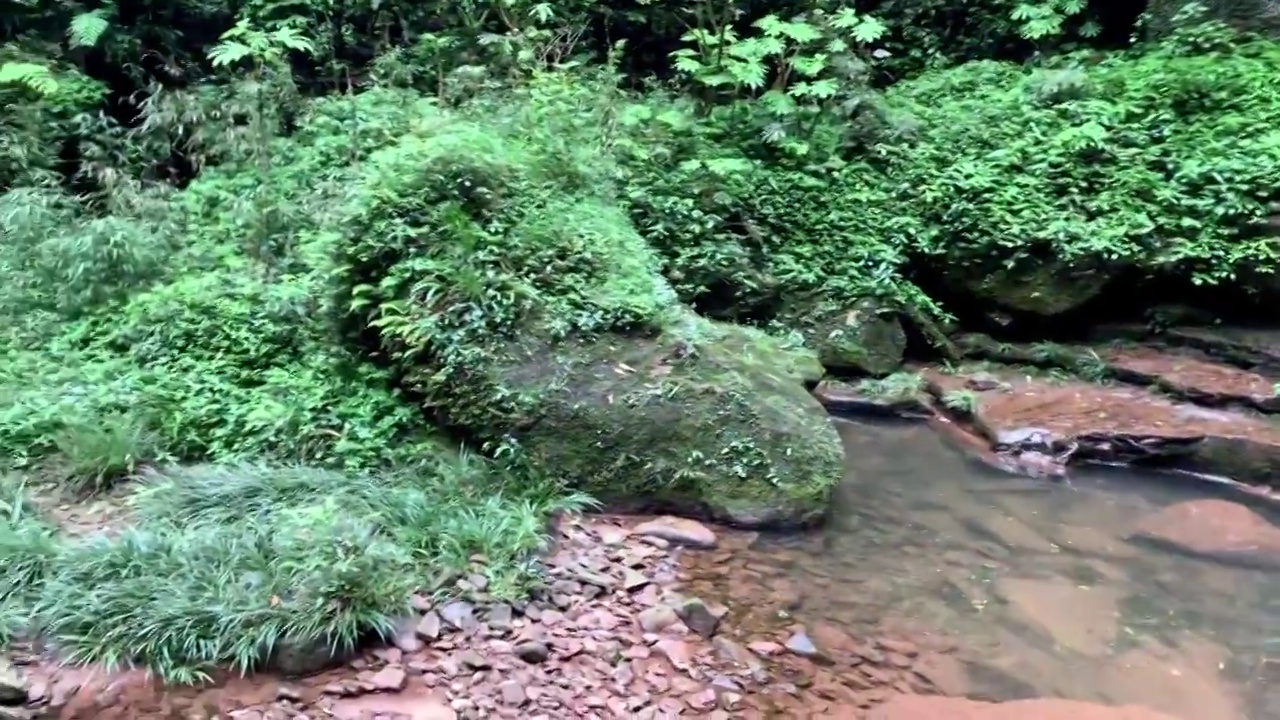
[690,418,1280,720]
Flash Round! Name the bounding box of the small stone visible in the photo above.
[785,631,819,657]
[675,598,721,638]
[440,601,475,631]
[487,603,514,631]
[637,605,680,634]
[417,610,443,640]
[878,638,919,657]
[368,665,407,692]
[654,639,692,669]
[598,526,630,546]
[499,680,526,706]
[622,568,650,592]
[633,517,718,548]
[515,641,550,664]
[572,568,616,589]
[393,629,424,653]
[686,688,717,712]
[747,640,783,656]
[459,650,491,670]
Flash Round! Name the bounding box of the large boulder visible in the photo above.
[949,258,1112,318]
[332,108,844,528]
[503,319,843,527]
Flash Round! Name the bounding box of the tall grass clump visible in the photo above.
[53,411,162,493]
[0,476,61,644]
[17,458,591,683]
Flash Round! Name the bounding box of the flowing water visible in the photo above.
[709,418,1280,719]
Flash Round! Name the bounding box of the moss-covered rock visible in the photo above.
[332,105,843,528]
[951,259,1112,317]
[792,298,907,376]
[500,317,843,527]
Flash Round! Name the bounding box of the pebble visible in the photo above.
[786,631,819,657]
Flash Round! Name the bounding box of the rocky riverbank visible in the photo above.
[1,514,957,720]
[814,324,1280,500]
[4,327,1279,720]
[1,510,1214,720]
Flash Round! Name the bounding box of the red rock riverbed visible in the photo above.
[9,514,957,720]
[5,511,1197,720]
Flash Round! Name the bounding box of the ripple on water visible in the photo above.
[686,418,1280,720]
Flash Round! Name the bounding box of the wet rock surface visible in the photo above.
[921,365,1280,488]
[813,379,933,420]
[868,695,1179,720]
[954,332,1280,414]
[1129,499,1280,570]
[1101,346,1280,414]
[1095,325,1280,376]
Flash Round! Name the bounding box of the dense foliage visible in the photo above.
[0,0,1278,684]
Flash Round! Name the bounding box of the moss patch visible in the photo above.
[499,315,843,527]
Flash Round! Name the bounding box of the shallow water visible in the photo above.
[736,419,1280,719]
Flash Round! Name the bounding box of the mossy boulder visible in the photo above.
[332,107,843,528]
[792,298,906,376]
[500,318,842,527]
[950,259,1111,317]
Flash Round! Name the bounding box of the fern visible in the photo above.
[208,20,316,68]
[68,10,111,49]
[208,41,255,68]
[0,62,57,95]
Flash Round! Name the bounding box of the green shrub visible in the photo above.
[34,508,415,684]
[882,21,1280,285]
[332,104,674,430]
[128,459,590,591]
[0,476,60,644]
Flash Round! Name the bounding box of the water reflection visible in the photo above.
[739,419,1280,719]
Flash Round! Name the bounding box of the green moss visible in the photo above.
[884,31,1280,294]
[957,259,1112,316]
[794,298,907,375]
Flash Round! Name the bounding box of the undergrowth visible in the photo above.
[2,461,589,684]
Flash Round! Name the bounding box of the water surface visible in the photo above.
[730,419,1280,719]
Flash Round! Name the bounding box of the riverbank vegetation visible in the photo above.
[1,0,1278,682]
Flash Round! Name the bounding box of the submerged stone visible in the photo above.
[922,367,1280,487]
[1128,499,1280,570]
[869,695,1177,720]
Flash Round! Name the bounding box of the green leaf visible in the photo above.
[851,17,888,43]
[68,10,111,49]
[208,41,255,68]
[0,62,58,95]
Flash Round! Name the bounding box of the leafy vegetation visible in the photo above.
[0,0,1277,686]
